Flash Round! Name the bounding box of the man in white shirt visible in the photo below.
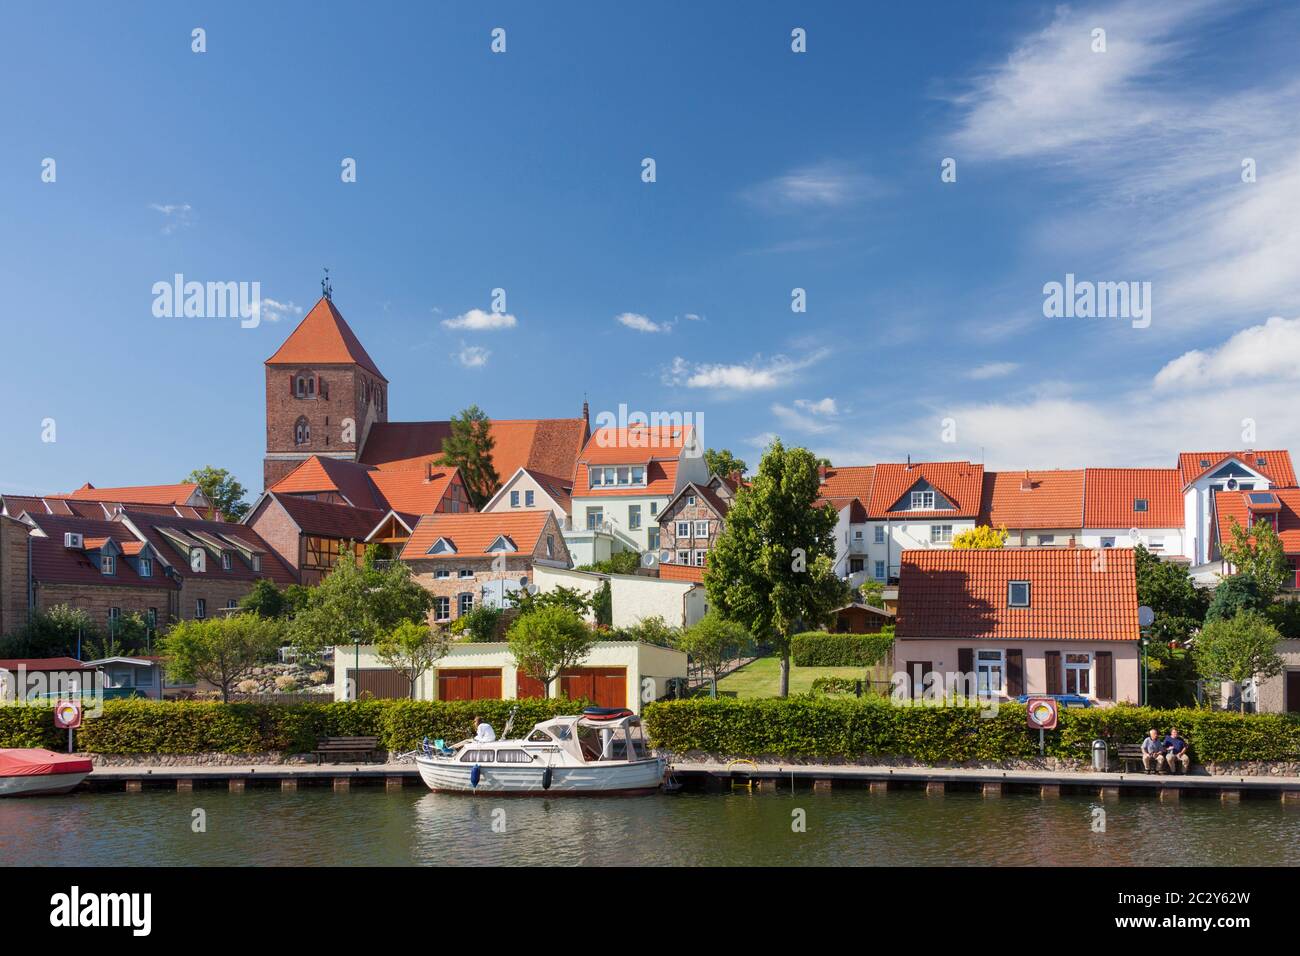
[473,716,496,742]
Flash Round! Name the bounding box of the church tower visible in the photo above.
[262,294,388,489]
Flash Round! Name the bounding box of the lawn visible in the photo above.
[714,655,873,699]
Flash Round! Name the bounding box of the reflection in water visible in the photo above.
[0,788,1296,867]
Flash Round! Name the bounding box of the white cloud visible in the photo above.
[742,161,878,212]
[663,350,830,391]
[681,313,704,322]
[794,397,838,416]
[149,202,193,234]
[967,361,1019,380]
[772,401,837,434]
[1154,316,1300,390]
[442,308,517,331]
[615,312,671,333]
[457,345,490,368]
[259,298,303,323]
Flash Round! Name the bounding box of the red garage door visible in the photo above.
[559,667,627,709]
[516,673,547,699]
[437,668,503,701]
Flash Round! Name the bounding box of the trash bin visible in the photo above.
[1092,738,1108,772]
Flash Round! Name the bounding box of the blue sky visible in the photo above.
[4,1,1300,502]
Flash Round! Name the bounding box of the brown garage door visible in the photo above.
[437,668,503,701]
[516,673,547,699]
[348,669,412,700]
[560,667,627,709]
[1287,671,1300,713]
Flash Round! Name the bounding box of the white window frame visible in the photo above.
[874,525,885,544]
[874,560,886,580]
[1008,581,1031,607]
[628,504,642,530]
[434,597,451,622]
[693,520,709,538]
[139,557,152,577]
[1064,652,1093,697]
[687,495,696,506]
[459,569,474,579]
[911,490,935,510]
[930,524,953,544]
[435,569,450,580]
[631,466,645,484]
[586,508,604,530]
[676,521,691,538]
[458,592,474,616]
[195,598,206,619]
[976,649,1005,697]
[1100,536,1116,549]
[676,550,690,565]
[222,551,232,571]
[101,554,116,575]
[693,549,706,567]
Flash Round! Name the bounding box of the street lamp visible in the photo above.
[1140,636,1150,706]
[1137,605,1154,707]
[349,628,362,701]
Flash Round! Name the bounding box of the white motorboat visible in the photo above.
[0,749,92,796]
[414,708,665,795]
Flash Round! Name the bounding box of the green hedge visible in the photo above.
[643,698,1300,763]
[791,631,893,667]
[0,698,586,755]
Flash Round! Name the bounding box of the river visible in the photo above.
[2,788,1297,866]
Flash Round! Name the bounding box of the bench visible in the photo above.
[313,736,381,764]
[1115,742,1193,774]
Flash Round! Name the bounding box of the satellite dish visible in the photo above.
[1138,605,1155,627]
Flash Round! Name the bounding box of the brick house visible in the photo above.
[2,484,213,522]
[242,492,383,586]
[656,478,731,568]
[0,514,31,635]
[400,511,572,625]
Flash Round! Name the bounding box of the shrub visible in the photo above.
[791,631,893,667]
[809,676,861,696]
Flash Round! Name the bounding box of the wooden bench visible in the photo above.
[1116,742,1193,774]
[313,736,381,764]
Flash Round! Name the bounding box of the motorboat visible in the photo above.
[414,708,665,795]
[0,749,92,796]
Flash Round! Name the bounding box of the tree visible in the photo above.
[858,579,886,608]
[951,525,1008,549]
[675,611,752,696]
[1134,544,1208,644]
[1206,574,1269,624]
[507,606,595,695]
[184,466,250,521]
[240,579,288,619]
[159,614,283,702]
[374,620,449,698]
[288,548,433,659]
[1194,610,1285,712]
[512,585,593,619]
[704,448,748,479]
[610,615,679,647]
[438,405,499,509]
[0,604,97,658]
[704,439,849,697]
[578,551,641,575]
[1220,517,1290,599]
[451,605,506,641]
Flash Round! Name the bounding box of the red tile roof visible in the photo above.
[400,511,555,561]
[66,483,204,506]
[658,562,706,583]
[25,514,174,591]
[896,547,1137,642]
[360,418,587,487]
[264,297,386,379]
[579,425,695,465]
[1082,468,1182,528]
[573,459,680,497]
[0,657,94,672]
[270,457,386,510]
[980,470,1085,529]
[866,461,984,518]
[121,510,297,585]
[1214,488,1300,555]
[817,465,875,502]
[1178,450,1296,488]
[259,493,386,543]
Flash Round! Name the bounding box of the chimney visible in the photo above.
[424,460,433,482]
[1020,469,1033,492]
[906,454,911,470]
[818,464,828,482]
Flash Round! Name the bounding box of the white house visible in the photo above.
[1177,450,1295,565]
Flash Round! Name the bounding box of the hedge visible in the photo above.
[0,698,586,755]
[791,631,893,667]
[643,698,1300,763]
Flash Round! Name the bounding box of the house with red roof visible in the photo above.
[894,547,1140,704]
[978,469,1085,547]
[2,484,214,522]
[479,467,573,523]
[656,478,732,569]
[1078,467,1186,557]
[1178,450,1296,566]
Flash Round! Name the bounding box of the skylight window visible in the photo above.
[1008,581,1031,607]
[1133,499,1148,512]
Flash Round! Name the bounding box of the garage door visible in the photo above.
[437,668,503,701]
[347,669,412,700]
[516,673,547,699]
[559,667,627,709]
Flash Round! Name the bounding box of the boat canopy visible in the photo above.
[0,749,93,777]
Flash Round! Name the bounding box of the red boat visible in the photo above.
[0,749,92,796]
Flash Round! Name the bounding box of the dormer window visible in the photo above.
[1008,581,1031,607]
[427,537,457,555]
[221,551,233,571]
[486,535,517,553]
[910,491,935,510]
[139,557,153,578]
[101,554,116,575]
[631,466,645,484]
[1133,499,1148,512]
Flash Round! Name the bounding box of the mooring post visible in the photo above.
[281,777,298,792]
[926,781,945,797]
[125,779,142,793]
[1159,788,1180,802]
[228,778,245,793]
[333,777,351,792]
[1039,784,1060,799]
[386,776,404,792]
[1220,789,1241,802]
[813,778,833,793]
[982,783,1003,798]
[1099,787,1120,802]
[869,780,889,794]
[176,778,193,793]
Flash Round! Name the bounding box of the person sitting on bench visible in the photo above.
[1163,727,1190,774]
[1141,729,1165,773]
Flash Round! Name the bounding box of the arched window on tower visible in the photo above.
[294,417,311,445]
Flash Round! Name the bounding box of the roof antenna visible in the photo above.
[321,267,333,301]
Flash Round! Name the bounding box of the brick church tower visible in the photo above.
[262,295,388,489]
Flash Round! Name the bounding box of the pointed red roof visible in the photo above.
[264,297,386,380]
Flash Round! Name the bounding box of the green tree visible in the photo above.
[0,604,98,658]
[159,614,283,702]
[1206,574,1269,624]
[438,405,500,509]
[675,611,752,696]
[858,579,885,609]
[1194,610,1285,712]
[512,585,593,619]
[704,439,849,697]
[610,615,679,648]
[288,548,433,659]
[374,620,449,697]
[240,579,288,619]
[578,551,641,575]
[1220,517,1290,599]
[184,466,251,521]
[507,606,595,695]
[451,605,506,642]
[704,448,748,479]
[1134,544,1209,643]
[951,525,1008,549]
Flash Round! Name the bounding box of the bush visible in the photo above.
[643,698,1300,763]
[0,698,589,755]
[809,676,861,696]
[791,631,893,667]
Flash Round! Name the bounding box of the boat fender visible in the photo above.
[541,766,553,790]
[470,764,481,788]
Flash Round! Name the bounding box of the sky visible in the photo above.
[4,0,1300,503]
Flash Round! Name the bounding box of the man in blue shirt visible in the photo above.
[1140,729,1165,773]
[1163,727,1189,774]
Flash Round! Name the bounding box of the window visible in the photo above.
[1256,457,1267,468]
[874,526,885,544]
[252,555,261,572]
[603,467,616,486]
[1101,536,1116,549]
[526,729,553,742]
[546,535,555,559]
[139,557,153,577]
[459,749,495,763]
[1037,534,1055,546]
[101,554,116,575]
[589,466,603,487]
[295,375,309,398]
[525,490,534,507]
[911,491,935,510]
[147,608,157,627]
[294,417,311,445]
[649,501,658,516]
[221,551,232,571]
[628,505,641,530]
[458,593,474,616]
[459,569,474,579]
[1133,498,1148,512]
[853,529,863,540]
[435,569,450,579]
[676,550,690,565]
[510,491,520,508]
[1148,537,1164,550]
[617,466,630,485]
[495,750,533,764]
[693,549,706,567]
[1008,581,1030,607]
[1064,653,1091,696]
[195,599,206,619]
[850,558,864,573]
[434,597,450,622]
[693,520,709,538]
[631,466,645,484]
[687,495,696,506]
[647,527,660,550]
[677,521,691,538]
[930,525,953,544]
[976,649,1004,695]
[874,560,886,579]
[586,508,604,530]
[226,599,237,610]
[108,607,120,624]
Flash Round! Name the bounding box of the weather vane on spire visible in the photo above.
[321,267,333,301]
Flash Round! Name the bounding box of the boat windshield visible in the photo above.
[575,720,648,762]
